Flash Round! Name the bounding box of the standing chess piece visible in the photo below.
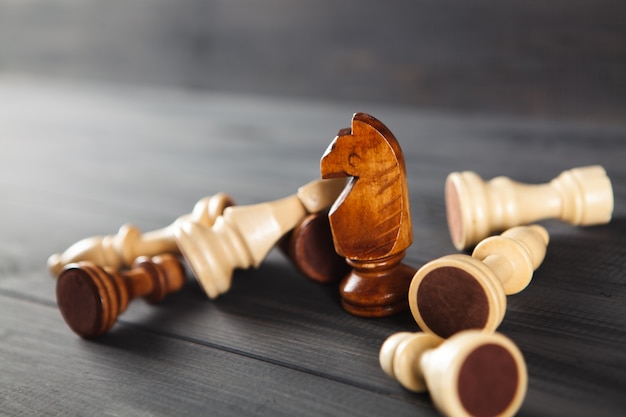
[409,225,549,338]
[47,193,234,277]
[56,254,185,338]
[320,112,415,317]
[446,165,613,250]
[174,178,345,299]
[278,210,350,284]
[380,330,527,417]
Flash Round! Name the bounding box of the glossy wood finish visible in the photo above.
[1,78,625,417]
[279,211,350,284]
[321,113,416,317]
[56,254,185,338]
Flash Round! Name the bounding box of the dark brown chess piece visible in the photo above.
[279,210,351,284]
[56,254,185,338]
[320,112,416,317]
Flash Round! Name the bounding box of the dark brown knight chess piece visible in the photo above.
[320,112,415,317]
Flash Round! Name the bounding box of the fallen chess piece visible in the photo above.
[56,254,185,338]
[321,112,416,317]
[409,225,549,338]
[279,210,350,284]
[47,193,235,277]
[174,178,346,299]
[380,330,527,417]
[446,165,614,250]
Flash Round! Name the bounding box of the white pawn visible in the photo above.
[380,330,527,417]
[174,178,345,299]
[47,193,234,277]
[446,165,613,250]
[409,225,549,338]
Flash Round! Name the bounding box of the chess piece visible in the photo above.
[56,254,185,338]
[47,193,234,277]
[279,210,350,284]
[446,165,614,250]
[409,225,549,338]
[320,112,415,317]
[380,330,527,417]
[174,178,346,299]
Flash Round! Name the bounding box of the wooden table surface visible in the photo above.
[1,75,625,416]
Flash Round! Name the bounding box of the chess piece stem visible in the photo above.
[380,330,527,417]
[47,193,234,277]
[409,225,549,338]
[56,254,185,338]
[174,178,345,299]
[446,165,613,250]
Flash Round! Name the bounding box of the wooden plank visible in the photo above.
[0,1,624,122]
[0,295,434,417]
[1,78,626,416]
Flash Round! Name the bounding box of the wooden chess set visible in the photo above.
[49,112,614,417]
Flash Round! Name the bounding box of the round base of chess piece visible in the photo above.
[174,179,345,299]
[409,225,548,338]
[56,254,185,338]
[340,252,416,317]
[57,263,122,338]
[408,255,507,338]
[279,211,350,284]
[380,330,527,417]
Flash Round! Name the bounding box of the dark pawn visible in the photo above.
[56,254,185,338]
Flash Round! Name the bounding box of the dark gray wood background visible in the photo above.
[0,0,624,123]
[1,1,625,416]
[1,77,625,416]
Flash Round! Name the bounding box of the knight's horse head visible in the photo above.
[320,112,412,259]
[320,113,405,180]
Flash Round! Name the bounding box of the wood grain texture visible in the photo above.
[1,76,625,416]
[321,112,415,317]
[0,1,623,123]
[0,295,427,417]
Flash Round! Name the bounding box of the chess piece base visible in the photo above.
[279,211,350,284]
[340,253,416,317]
[409,255,507,338]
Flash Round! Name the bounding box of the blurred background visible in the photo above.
[0,0,624,123]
